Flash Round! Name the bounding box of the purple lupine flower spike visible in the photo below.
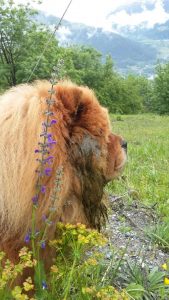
[24,233,30,243]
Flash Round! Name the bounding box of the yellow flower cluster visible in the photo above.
[12,277,34,300]
[82,285,129,299]
[49,222,107,260]
[12,286,28,300]
[85,257,98,266]
[23,277,34,292]
[0,248,35,298]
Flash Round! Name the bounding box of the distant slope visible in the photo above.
[36,12,157,76]
[35,0,169,77]
[113,20,169,41]
[66,27,156,66]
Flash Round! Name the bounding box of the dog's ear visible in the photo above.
[56,85,85,123]
[55,83,110,139]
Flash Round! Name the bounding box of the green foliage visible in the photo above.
[0,225,129,300]
[60,45,103,88]
[122,262,168,300]
[152,63,169,114]
[0,0,153,114]
[0,0,60,87]
[0,248,35,299]
[0,111,169,299]
[146,223,169,251]
[108,114,169,218]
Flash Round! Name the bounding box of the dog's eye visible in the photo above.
[74,103,84,121]
[121,140,127,151]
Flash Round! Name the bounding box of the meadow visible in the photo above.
[110,114,169,220]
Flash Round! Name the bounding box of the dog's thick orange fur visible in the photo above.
[0,80,126,263]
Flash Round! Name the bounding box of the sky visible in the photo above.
[15,0,169,30]
[15,0,132,28]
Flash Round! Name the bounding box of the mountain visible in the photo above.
[37,12,157,76]
[36,0,169,77]
[109,0,169,41]
[108,0,169,71]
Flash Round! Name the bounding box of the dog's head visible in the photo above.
[51,81,127,229]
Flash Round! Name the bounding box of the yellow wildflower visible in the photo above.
[0,251,5,261]
[162,263,168,270]
[49,239,63,247]
[65,224,76,229]
[77,223,86,228]
[82,286,96,294]
[78,234,89,244]
[164,277,169,285]
[23,277,34,292]
[12,286,28,300]
[85,258,98,266]
[19,247,29,257]
[56,222,64,229]
[51,265,59,273]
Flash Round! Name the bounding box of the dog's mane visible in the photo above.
[0,80,111,242]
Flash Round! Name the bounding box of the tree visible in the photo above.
[0,0,154,115]
[61,45,103,88]
[153,63,169,114]
[0,0,60,88]
[121,75,145,114]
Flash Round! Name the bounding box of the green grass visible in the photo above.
[108,114,169,219]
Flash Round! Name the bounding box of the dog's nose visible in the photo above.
[121,140,127,151]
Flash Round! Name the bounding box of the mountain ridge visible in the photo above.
[36,0,169,77]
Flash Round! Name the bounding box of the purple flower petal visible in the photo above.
[47,136,57,147]
[41,241,46,249]
[44,168,52,176]
[41,186,46,194]
[44,156,54,164]
[32,195,38,204]
[50,119,57,125]
[42,215,47,221]
[42,281,48,289]
[24,233,30,243]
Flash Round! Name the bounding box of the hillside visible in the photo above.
[37,12,157,76]
[36,0,169,77]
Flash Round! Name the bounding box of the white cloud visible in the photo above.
[110,0,169,28]
[14,0,137,29]
[32,0,120,29]
[14,0,169,30]
[56,25,72,42]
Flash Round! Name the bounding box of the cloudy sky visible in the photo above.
[15,0,169,30]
